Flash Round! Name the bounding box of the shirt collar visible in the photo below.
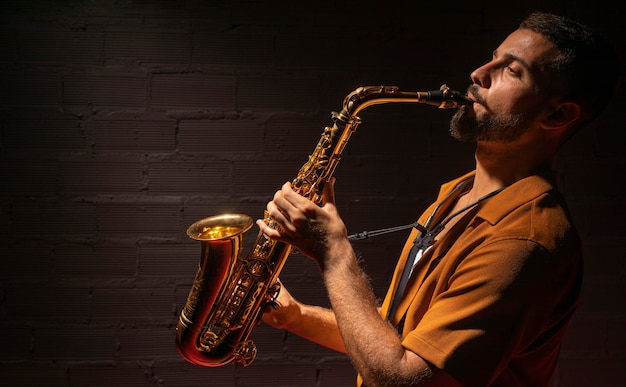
[475,172,556,226]
[434,170,557,227]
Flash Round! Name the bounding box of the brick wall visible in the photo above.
[0,1,624,386]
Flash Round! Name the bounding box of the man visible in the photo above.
[258,12,619,386]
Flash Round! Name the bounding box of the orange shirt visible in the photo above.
[376,171,583,386]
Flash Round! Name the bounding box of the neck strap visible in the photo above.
[349,177,504,242]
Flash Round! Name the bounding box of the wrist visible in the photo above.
[320,237,355,273]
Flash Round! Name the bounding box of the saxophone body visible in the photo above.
[176,85,471,367]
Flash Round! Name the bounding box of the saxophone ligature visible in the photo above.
[176,85,471,367]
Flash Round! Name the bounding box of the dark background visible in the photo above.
[1,1,624,386]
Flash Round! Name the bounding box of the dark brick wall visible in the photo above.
[0,1,624,386]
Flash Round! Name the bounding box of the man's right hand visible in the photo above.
[262,280,301,330]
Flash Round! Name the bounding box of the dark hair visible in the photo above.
[520,12,619,122]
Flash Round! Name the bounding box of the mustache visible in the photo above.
[467,84,487,106]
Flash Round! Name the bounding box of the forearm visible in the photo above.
[285,302,347,353]
[323,239,435,386]
[263,281,347,353]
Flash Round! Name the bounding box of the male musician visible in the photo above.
[259,12,619,386]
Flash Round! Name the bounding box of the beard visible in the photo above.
[449,87,533,143]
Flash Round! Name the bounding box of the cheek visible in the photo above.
[485,88,529,115]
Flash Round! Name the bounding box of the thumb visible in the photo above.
[321,177,337,207]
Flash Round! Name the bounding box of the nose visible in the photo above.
[470,62,492,88]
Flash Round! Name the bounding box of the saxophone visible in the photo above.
[176,85,471,367]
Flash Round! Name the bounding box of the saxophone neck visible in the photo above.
[341,84,471,118]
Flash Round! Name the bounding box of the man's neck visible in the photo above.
[467,140,554,202]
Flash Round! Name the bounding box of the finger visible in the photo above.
[256,218,286,240]
[266,200,292,229]
[274,183,311,224]
[264,300,282,311]
[280,181,312,208]
[256,218,276,237]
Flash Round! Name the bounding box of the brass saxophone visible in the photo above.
[176,85,471,367]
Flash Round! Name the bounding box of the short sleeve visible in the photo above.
[401,238,577,385]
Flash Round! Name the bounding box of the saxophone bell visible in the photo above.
[176,214,257,367]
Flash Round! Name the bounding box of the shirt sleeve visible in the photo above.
[401,237,577,385]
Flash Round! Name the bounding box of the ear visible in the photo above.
[541,102,582,131]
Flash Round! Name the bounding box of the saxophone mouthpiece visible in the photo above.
[448,90,473,106]
[423,84,472,109]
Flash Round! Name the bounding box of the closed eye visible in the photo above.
[506,65,521,77]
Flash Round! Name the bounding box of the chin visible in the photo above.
[449,115,479,143]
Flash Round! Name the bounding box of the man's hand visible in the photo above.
[262,281,300,330]
[256,178,348,268]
